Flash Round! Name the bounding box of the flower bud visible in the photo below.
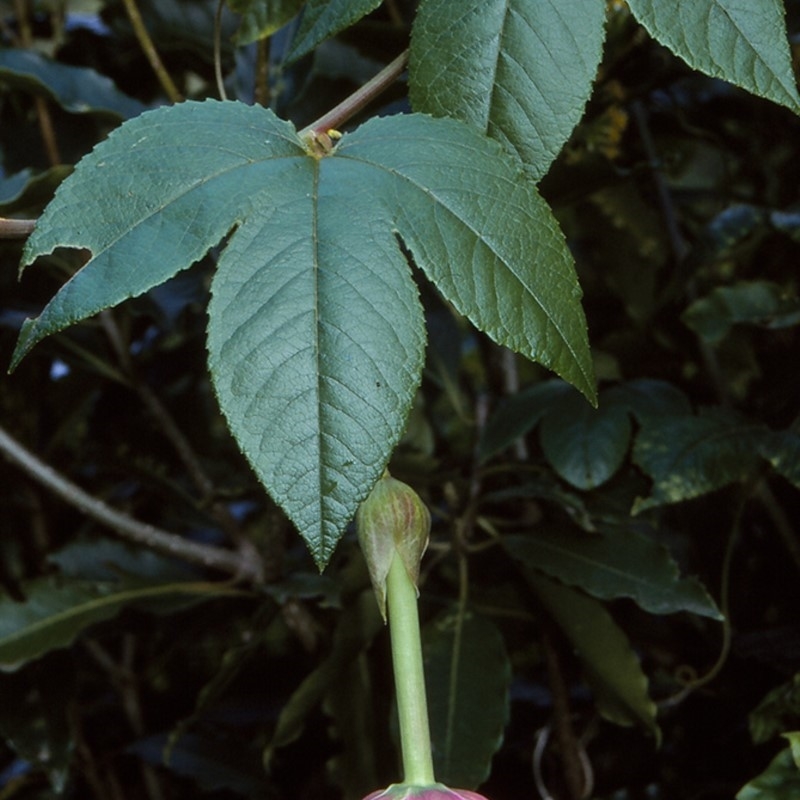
[362,783,489,800]
[356,471,431,619]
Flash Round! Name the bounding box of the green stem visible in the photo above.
[386,553,435,786]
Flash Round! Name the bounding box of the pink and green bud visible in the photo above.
[362,783,489,800]
[356,471,431,619]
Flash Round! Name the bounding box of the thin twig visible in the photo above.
[300,49,408,136]
[213,0,227,101]
[120,0,182,103]
[541,622,590,800]
[0,217,36,238]
[0,423,262,581]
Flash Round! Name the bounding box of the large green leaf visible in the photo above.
[626,0,800,114]
[409,0,606,179]
[423,610,510,788]
[633,407,770,512]
[737,747,800,800]
[14,100,593,567]
[504,526,722,619]
[286,0,382,63]
[529,573,660,738]
[0,576,244,672]
[0,48,145,120]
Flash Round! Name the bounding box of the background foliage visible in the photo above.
[2,1,800,799]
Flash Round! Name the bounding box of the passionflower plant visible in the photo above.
[362,783,490,800]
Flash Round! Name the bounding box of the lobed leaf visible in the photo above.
[529,573,660,738]
[626,0,800,114]
[14,101,593,567]
[504,526,722,619]
[423,611,511,788]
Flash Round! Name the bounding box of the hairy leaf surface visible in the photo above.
[14,101,593,566]
[627,0,800,114]
[409,0,606,179]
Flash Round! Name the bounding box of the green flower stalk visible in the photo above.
[357,473,492,800]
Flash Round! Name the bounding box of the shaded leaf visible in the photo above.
[423,610,510,788]
[0,167,72,215]
[528,573,660,738]
[0,655,76,793]
[0,576,245,672]
[504,526,722,619]
[750,673,800,745]
[130,731,270,796]
[264,590,383,763]
[737,747,800,800]
[228,0,304,45]
[626,0,800,114]
[540,386,631,490]
[784,733,800,771]
[287,0,382,63]
[632,407,769,512]
[15,100,593,567]
[761,430,800,489]
[409,0,606,179]
[479,379,572,462]
[0,49,146,120]
[682,281,800,344]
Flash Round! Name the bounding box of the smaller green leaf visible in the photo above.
[504,525,722,619]
[682,281,800,344]
[737,747,800,800]
[227,0,304,45]
[761,430,800,489]
[528,573,660,738]
[286,0,382,63]
[626,0,800,114]
[540,387,631,490]
[632,407,770,512]
[0,49,146,120]
[423,610,510,789]
[0,576,245,672]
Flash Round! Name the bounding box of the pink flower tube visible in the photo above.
[362,784,489,800]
